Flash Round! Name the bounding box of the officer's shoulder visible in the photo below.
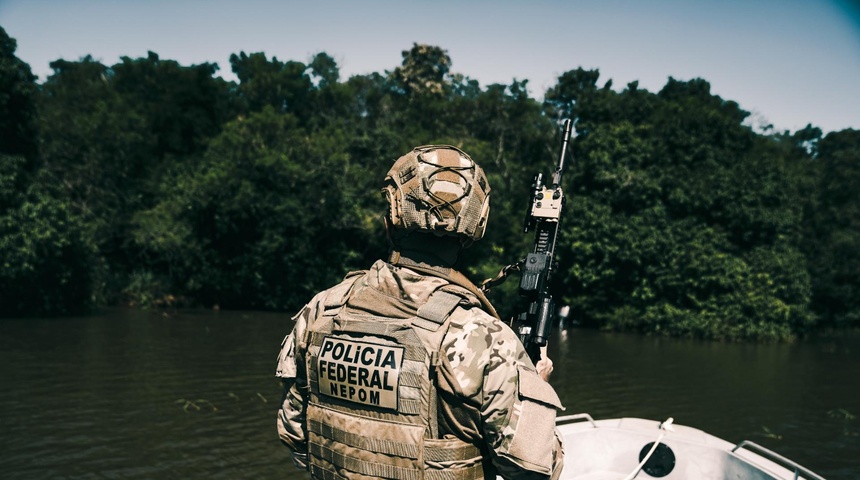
[443,305,524,370]
[448,302,516,339]
[308,270,366,311]
[453,303,497,323]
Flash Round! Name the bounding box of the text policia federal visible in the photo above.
[317,337,404,409]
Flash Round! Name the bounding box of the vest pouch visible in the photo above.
[502,365,564,475]
[424,435,485,480]
[307,404,426,480]
[276,332,297,379]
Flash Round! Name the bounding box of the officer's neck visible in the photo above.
[388,231,462,269]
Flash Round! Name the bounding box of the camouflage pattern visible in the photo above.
[383,145,491,243]
[277,260,564,479]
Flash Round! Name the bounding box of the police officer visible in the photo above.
[277,145,564,480]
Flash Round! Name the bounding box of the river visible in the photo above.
[0,309,857,479]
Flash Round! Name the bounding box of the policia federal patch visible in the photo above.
[317,337,404,409]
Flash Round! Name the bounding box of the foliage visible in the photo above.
[111,51,235,157]
[2,29,857,340]
[0,156,96,316]
[34,52,237,304]
[0,26,38,160]
[806,129,860,328]
[551,74,814,340]
[131,108,382,310]
[0,28,96,317]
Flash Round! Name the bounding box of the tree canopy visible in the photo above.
[1,27,857,341]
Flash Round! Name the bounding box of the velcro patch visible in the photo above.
[317,337,404,410]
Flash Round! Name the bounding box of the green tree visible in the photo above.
[0,26,38,160]
[229,51,312,119]
[36,52,236,302]
[550,73,813,340]
[0,157,96,316]
[132,107,383,310]
[6,37,845,341]
[111,51,234,157]
[0,28,96,317]
[37,56,153,263]
[390,43,451,97]
[808,129,860,327]
[308,52,339,89]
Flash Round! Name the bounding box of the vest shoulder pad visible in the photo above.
[413,286,480,331]
[321,270,366,313]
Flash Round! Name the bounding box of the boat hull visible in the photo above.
[556,414,824,480]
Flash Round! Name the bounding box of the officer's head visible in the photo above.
[382,145,491,260]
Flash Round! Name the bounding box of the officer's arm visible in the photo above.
[439,312,564,480]
[276,306,310,469]
[482,330,564,480]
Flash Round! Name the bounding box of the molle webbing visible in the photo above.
[415,290,464,331]
[309,443,419,480]
[388,252,500,320]
[310,463,484,480]
[425,443,482,463]
[334,317,426,353]
[307,403,485,477]
[308,419,420,458]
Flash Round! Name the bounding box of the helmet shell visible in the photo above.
[383,145,490,242]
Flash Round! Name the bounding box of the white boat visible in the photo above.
[557,413,826,480]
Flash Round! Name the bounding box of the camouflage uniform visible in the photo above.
[277,259,564,480]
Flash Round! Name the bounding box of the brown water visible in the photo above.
[0,309,857,479]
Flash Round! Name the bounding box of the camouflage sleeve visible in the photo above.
[438,308,565,480]
[276,304,311,469]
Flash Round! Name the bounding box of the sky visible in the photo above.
[1,0,859,134]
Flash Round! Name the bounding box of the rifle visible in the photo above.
[481,119,574,364]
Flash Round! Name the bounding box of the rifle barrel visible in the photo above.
[551,119,573,188]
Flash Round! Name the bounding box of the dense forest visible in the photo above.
[1,27,858,341]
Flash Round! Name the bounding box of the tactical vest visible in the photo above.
[304,270,486,480]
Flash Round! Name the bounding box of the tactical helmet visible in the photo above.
[383,145,491,243]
